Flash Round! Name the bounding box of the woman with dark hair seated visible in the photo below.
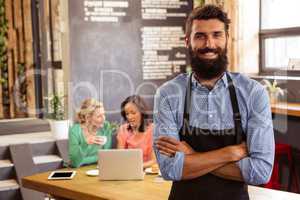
[117,95,156,169]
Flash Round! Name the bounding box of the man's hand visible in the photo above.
[209,142,248,182]
[225,142,248,161]
[155,136,195,157]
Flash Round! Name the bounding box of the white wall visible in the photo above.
[237,0,260,74]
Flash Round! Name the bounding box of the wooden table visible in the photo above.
[22,165,170,200]
[22,165,300,200]
[271,102,300,117]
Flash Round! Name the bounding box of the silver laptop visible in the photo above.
[98,149,144,180]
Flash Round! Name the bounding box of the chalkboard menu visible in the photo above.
[69,0,193,120]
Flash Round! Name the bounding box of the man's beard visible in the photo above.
[188,45,228,80]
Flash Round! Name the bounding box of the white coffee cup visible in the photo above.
[96,136,107,145]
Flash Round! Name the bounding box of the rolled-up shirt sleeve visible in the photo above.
[237,86,275,185]
[153,88,185,181]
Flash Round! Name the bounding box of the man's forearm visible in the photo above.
[211,162,244,182]
[181,148,237,180]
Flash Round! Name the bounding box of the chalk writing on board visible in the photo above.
[83,0,129,22]
[142,0,188,20]
[141,26,186,80]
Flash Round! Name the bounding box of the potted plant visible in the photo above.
[262,79,285,104]
[47,94,69,140]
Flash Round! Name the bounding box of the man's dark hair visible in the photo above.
[185,4,231,39]
[120,95,150,132]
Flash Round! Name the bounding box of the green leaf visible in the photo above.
[47,94,66,120]
[0,77,5,83]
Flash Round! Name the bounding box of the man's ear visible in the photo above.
[185,36,189,48]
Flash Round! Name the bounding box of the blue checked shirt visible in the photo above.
[153,72,275,185]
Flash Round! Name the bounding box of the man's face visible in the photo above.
[187,19,228,80]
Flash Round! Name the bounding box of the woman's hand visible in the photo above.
[155,136,195,157]
[86,135,106,145]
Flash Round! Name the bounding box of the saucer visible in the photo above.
[86,169,99,176]
[145,167,159,175]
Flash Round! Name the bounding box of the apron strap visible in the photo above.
[181,73,193,136]
[183,73,193,122]
[226,73,245,144]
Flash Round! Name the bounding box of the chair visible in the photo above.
[265,143,299,193]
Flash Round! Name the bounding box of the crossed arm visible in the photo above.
[155,136,247,181]
[154,84,274,183]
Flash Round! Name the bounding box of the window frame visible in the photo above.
[259,0,300,76]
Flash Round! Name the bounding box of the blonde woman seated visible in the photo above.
[117,95,156,168]
[69,99,113,168]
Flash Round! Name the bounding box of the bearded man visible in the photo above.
[153,5,274,200]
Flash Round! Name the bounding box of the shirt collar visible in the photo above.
[191,72,229,89]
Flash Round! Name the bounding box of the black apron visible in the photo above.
[168,72,249,200]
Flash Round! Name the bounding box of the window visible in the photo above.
[260,0,300,75]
